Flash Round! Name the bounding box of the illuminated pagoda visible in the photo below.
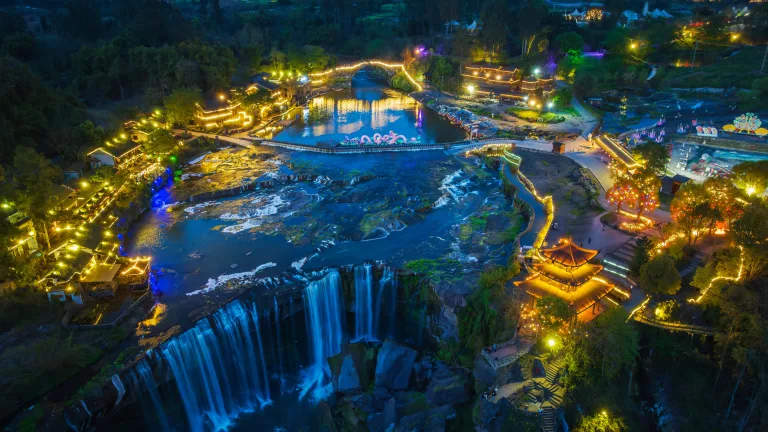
[515,239,621,316]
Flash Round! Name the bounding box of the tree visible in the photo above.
[629,236,653,277]
[632,169,661,219]
[605,167,637,214]
[163,88,203,129]
[731,160,768,197]
[555,32,585,55]
[703,177,743,227]
[63,0,106,41]
[670,182,708,244]
[480,0,510,60]
[12,147,61,251]
[592,307,638,382]
[537,296,571,331]
[573,71,595,97]
[269,47,287,72]
[142,129,176,155]
[553,87,573,108]
[632,142,669,177]
[576,412,628,432]
[639,255,681,296]
[731,203,768,248]
[516,0,548,57]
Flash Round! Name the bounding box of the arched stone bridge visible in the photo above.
[309,60,423,91]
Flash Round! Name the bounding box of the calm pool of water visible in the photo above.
[274,71,466,145]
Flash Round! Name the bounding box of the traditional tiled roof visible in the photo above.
[540,241,598,267]
[532,262,604,287]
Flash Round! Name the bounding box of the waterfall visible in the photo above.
[355,265,398,342]
[111,375,126,407]
[354,264,375,341]
[300,270,344,400]
[159,300,271,432]
[250,303,271,406]
[131,357,170,431]
[274,296,284,390]
[378,267,398,339]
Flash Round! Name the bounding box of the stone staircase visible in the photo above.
[482,330,536,370]
[541,407,557,432]
[602,237,638,279]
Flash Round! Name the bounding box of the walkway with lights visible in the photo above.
[632,304,718,336]
[176,130,255,149]
[593,135,641,170]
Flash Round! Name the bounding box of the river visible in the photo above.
[112,78,523,429]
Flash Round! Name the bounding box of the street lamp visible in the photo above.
[630,42,638,50]
[547,338,556,348]
[218,94,226,101]
[547,101,554,109]
[533,67,541,76]
[467,85,475,96]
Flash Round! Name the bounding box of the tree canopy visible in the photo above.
[639,255,682,296]
[164,88,203,129]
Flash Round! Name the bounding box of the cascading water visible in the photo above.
[130,357,170,431]
[300,269,344,400]
[354,264,375,342]
[378,267,398,339]
[355,265,398,342]
[273,297,284,376]
[159,300,271,432]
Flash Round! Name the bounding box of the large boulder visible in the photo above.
[336,355,362,393]
[375,340,418,390]
[367,397,397,432]
[328,343,378,393]
[532,358,546,378]
[425,365,471,407]
[412,358,434,390]
[313,401,339,432]
[336,399,367,432]
[398,405,456,432]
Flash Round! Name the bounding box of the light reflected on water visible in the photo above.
[137,302,167,337]
[277,73,464,145]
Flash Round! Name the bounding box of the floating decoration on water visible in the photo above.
[656,116,666,127]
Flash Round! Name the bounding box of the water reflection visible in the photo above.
[276,72,465,144]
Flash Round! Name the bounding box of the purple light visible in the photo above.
[583,51,605,58]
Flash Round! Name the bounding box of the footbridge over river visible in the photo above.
[309,60,423,91]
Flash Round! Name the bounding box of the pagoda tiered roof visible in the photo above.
[532,262,604,288]
[515,275,613,313]
[540,241,598,267]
